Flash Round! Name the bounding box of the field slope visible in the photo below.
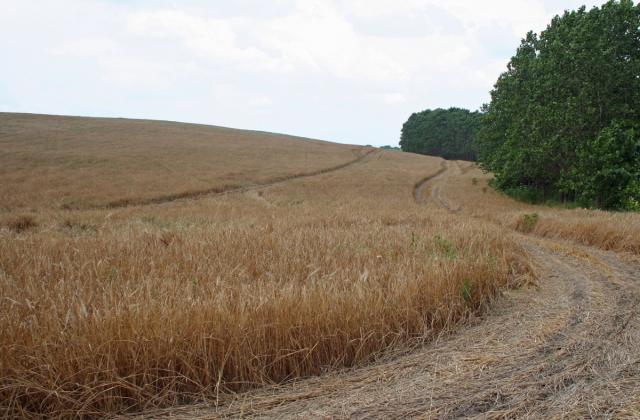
[1,114,639,418]
[0,113,365,209]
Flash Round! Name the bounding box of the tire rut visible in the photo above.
[413,160,447,204]
[73,148,379,211]
[414,160,461,213]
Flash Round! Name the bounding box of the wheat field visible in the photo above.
[436,162,640,255]
[13,113,639,418]
[0,113,362,210]
[2,114,639,418]
[0,114,541,417]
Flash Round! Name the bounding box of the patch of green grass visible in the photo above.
[141,215,173,229]
[433,235,458,260]
[411,232,419,249]
[461,279,472,302]
[519,213,539,233]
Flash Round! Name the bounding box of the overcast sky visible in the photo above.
[1,0,601,146]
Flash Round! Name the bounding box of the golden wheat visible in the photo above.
[439,163,640,254]
[0,115,533,417]
[0,113,360,210]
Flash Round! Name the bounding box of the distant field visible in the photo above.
[0,113,362,209]
[2,114,639,418]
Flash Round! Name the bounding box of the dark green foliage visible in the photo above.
[571,123,640,209]
[400,108,482,160]
[380,145,401,151]
[477,0,640,210]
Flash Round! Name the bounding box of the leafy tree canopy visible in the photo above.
[400,107,482,161]
[477,0,640,210]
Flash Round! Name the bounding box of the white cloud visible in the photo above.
[381,93,406,105]
[257,5,409,83]
[437,0,549,35]
[49,38,118,56]
[338,0,427,19]
[121,4,409,83]
[249,96,273,107]
[126,10,288,72]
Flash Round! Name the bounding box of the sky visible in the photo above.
[1,0,602,146]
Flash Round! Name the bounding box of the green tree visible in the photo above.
[570,122,640,209]
[380,145,401,151]
[477,0,640,210]
[400,108,482,160]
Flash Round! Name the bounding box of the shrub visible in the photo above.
[4,215,37,233]
[517,213,539,233]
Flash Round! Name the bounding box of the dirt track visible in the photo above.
[100,148,379,209]
[139,161,640,419]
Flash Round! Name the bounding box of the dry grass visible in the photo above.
[511,210,640,254]
[0,116,531,417]
[0,209,525,417]
[2,214,38,233]
[170,236,639,419]
[0,113,361,210]
[439,163,640,255]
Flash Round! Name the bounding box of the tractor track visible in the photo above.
[414,161,461,212]
[69,148,379,211]
[413,160,447,204]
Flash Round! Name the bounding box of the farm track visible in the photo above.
[88,148,379,210]
[413,160,447,204]
[414,160,460,212]
[138,160,640,419]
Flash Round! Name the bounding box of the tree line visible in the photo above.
[401,0,639,211]
[400,108,482,161]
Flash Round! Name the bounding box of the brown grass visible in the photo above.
[0,113,361,210]
[511,210,640,254]
[438,163,640,255]
[2,214,38,233]
[0,116,532,417]
[0,209,525,417]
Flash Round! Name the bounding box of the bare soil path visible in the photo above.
[137,160,640,419]
[414,160,461,212]
[413,161,447,204]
